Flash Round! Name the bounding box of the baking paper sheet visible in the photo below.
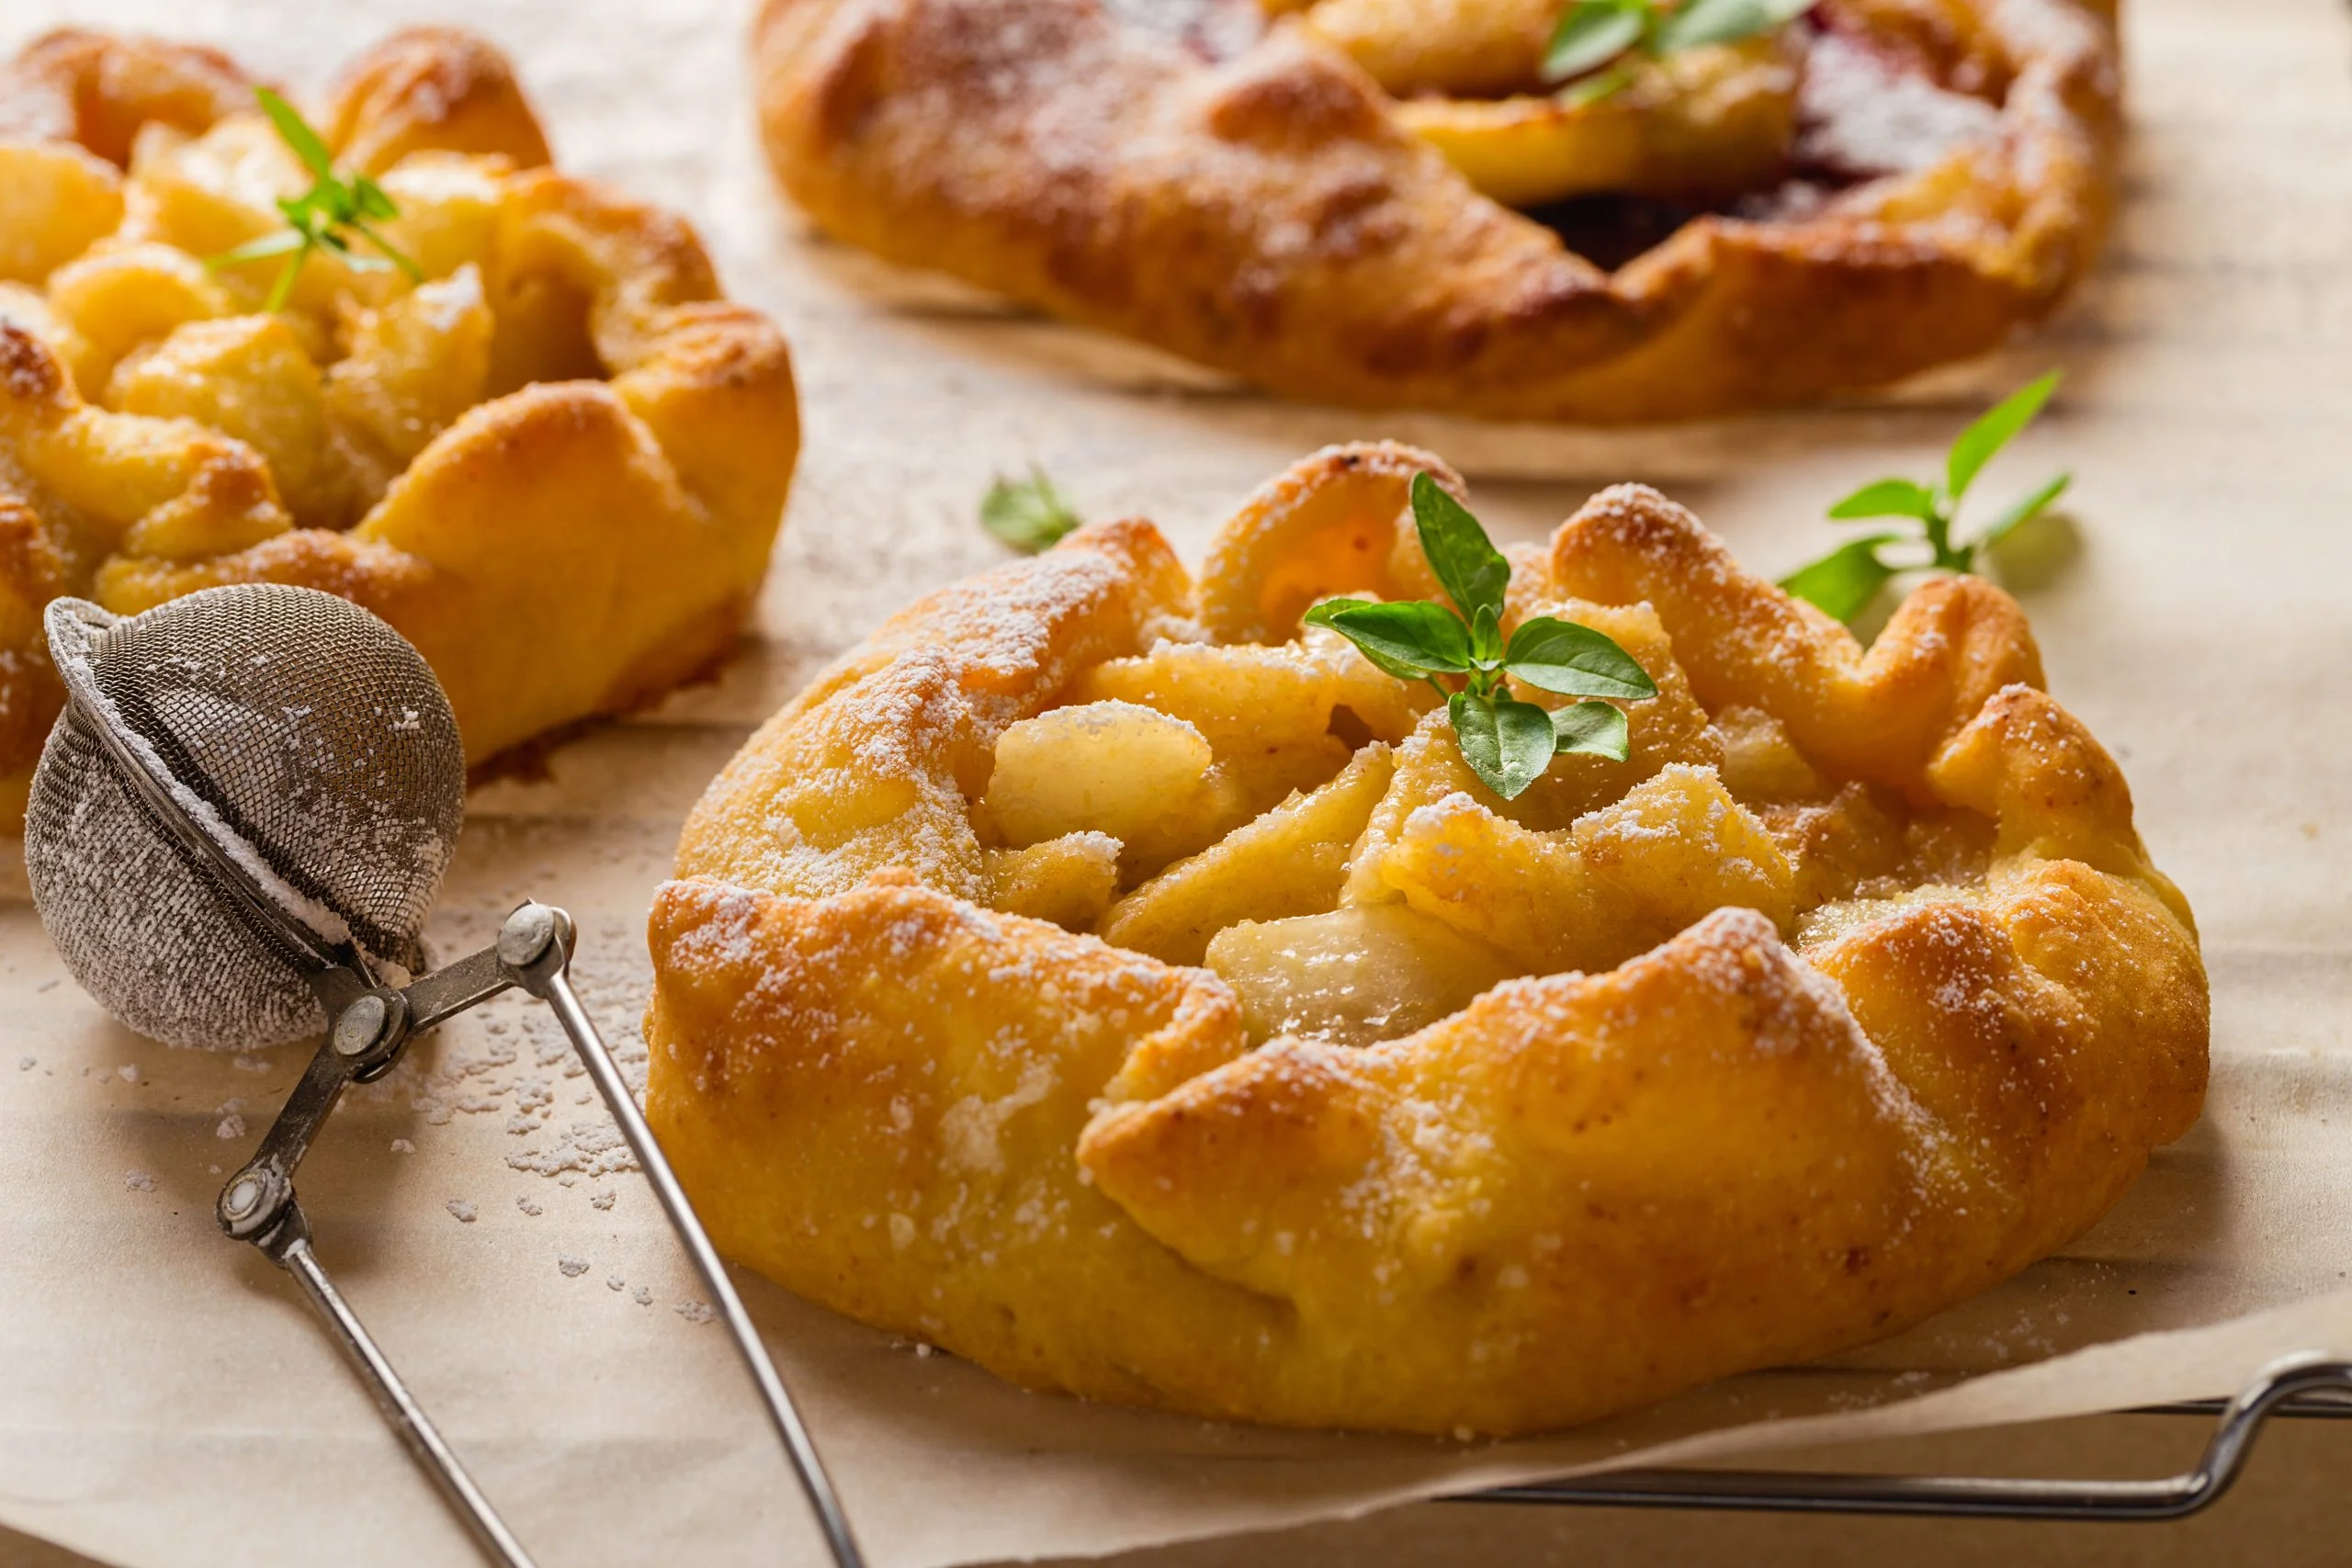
[4,0,2351,1562]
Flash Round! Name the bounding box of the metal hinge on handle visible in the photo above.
[215,902,866,1568]
[1449,1358,2352,1521]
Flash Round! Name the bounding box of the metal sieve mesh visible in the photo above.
[25,586,466,1050]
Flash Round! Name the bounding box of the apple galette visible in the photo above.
[753,0,2115,421]
[644,443,2205,1435]
[0,28,798,826]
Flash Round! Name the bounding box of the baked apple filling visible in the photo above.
[2,84,601,550]
[1277,0,2007,263]
[1102,0,2022,263]
[966,513,1996,1054]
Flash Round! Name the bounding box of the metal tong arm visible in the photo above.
[216,942,540,1566]
[266,1207,537,1567]
[214,903,866,1568]
[1456,1357,2352,1521]
[497,906,868,1568]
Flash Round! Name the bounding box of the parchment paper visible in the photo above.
[4,0,2351,1563]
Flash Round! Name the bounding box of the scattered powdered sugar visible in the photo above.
[516,1195,544,1217]
[117,1065,140,1084]
[507,1076,555,1138]
[446,1200,477,1223]
[937,1061,1058,1178]
[632,1286,653,1306]
[16,1056,32,1072]
[605,1274,627,1292]
[557,1255,592,1278]
[124,1171,155,1192]
[674,1301,716,1325]
[390,1138,416,1155]
[507,1122,633,1180]
[1794,30,2003,181]
[589,1190,616,1212]
[347,926,651,1192]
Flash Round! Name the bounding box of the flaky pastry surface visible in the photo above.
[0,28,798,826]
[646,443,2205,1435]
[752,0,2117,421]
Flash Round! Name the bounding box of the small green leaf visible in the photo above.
[979,466,1083,554]
[254,88,337,182]
[1975,470,2071,551]
[1318,601,1475,676]
[221,86,415,312]
[1410,473,1511,626]
[1302,598,1375,626]
[347,219,423,280]
[352,175,400,221]
[1549,700,1631,761]
[260,252,305,312]
[1543,1,1647,84]
[1946,370,2062,503]
[1306,600,1436,682]
[1657,0,1815,52]
[1780,534,1903,624]
[1502,615,1657,700]
[207,229,308,267]
[1558,62,1638,105]
[1450,691,1560,800]
[1469,602,1504,667]
[1826,477,1939,524]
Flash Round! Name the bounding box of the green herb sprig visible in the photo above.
[980,465,1084,554]
[1780,371,2071,624]
[1306,474,1657,801]
[207,88,421,312]
[1544,0,1815,102]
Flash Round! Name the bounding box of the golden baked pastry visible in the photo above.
[644,443,2206,1435]
[0,28,798,826]
[752,0,2117,421]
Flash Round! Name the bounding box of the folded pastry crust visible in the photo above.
[752,0,2117,421]
[646,443,2205,1434]
[0,28,798,826]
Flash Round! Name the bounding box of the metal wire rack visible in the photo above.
[1449,1357,2352,1521]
